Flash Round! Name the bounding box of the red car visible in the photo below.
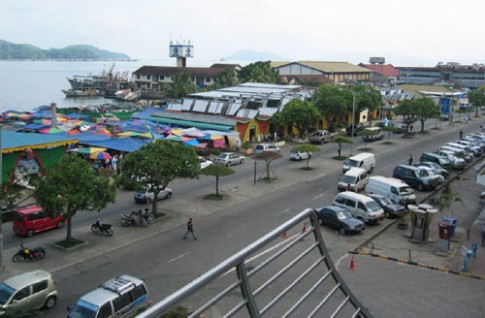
[12,206,65,237]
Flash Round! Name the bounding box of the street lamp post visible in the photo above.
[351,92,356,156]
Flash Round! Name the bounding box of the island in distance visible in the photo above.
[0,40,132,61]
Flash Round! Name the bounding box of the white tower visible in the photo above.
[169,39,193,68]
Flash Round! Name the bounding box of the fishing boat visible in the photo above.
[62,87,102,97]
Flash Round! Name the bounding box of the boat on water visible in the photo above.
[64,63,132,98]
[114,88,141,101]
[62,87,102,97]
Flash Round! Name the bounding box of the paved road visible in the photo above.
[2,117,485,317]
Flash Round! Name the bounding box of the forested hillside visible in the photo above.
[0,40,131,60]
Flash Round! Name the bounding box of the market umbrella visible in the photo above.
[39,127,64,134]
[89,151,112,160]
[73,147,107,155]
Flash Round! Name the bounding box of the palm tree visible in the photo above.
[164,72,195,99]
[435,183,463,217]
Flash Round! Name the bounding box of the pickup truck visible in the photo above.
[309,130,337,144]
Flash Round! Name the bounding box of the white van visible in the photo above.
[332,192,384,223]
[337,168,369,192]
[342,152,376,173]
[365,176,416,205]
[67,275,150,318]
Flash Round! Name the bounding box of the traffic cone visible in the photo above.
[349,256,355,270]
[282,231,288,239]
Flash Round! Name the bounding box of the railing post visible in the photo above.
[236,262,261,318]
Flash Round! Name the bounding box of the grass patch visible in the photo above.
[54,237,85,249]
[332,155,348,161]
[300,166,314,171]
[203,193,225,200]
[382,141,394,145]
[259,176,278,183]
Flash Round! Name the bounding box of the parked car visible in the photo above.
[392,165,444,191]
[12,206,65,237]
[289,149,312,161]
[199,156,213,169]
[375,118,394,128]
[309,130,337,144]
[254,143,280,154]
[134,186,172,204]
[0,270,58,315]
[215,152,245,166]
[361,127,384,141]
[436,150,466,170]
[314,206,365,234]
[393,123,408,134]
[346,123,366,136]
[415,162,449,179]
[367,193,406,218]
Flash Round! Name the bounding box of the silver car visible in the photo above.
[134,186,172,203]
[214,152,245,166]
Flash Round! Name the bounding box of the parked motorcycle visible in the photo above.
[120,209,155,227]
[12,243,46,262]
[91,216,113,236]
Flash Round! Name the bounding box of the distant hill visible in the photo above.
[223,50,286,62]
[0,40,131,60]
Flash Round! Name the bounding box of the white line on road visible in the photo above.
[313,193,325,200]
[221,234,298,277]
[168,253,189,263]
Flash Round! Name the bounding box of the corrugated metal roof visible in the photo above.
[150,110,238,126]
[294,61,371,73]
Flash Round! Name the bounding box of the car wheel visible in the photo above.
[147,198,152,204]
[384,211,391,218]
[338,227,346,235]
[57,221,64,229]
[44,296,57,309]
[319,218,324,225]
[240,159,245,164]
[27,229,34,237]
[226,162,230,167]
[417,183,424,191]
[165,192,172,199]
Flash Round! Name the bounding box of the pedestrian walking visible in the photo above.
[111,155,118,175]
[183,217,197,240]
[235,139,241,153]
[408,154,413,165]
[337,143,342,157]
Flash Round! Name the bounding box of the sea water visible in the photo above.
[0,58,232,113]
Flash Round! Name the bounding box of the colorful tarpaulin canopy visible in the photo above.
[72,147,107,154]
[39,127,64,134]
[89,151,112,160]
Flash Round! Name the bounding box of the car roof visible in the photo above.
[344,168,367,176]
[4,270,52,289]
[316,206,346,213]
[14,205,43,214]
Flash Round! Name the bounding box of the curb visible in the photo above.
[348,251,485,281]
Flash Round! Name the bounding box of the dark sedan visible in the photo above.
[314,206,365,234]
[367,194,406,218]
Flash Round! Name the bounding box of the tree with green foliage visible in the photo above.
[214,67,239,88]
[273,99,321,138]
[199,164,235,197]
[312,85,351,118]
[34,153,116,241]
[164,72,196,99]
[394,99,418,134]
[468,89,485,117]
[352,85,383,115]
[332,135,352,157]
[0,185,21,212]
[382,125,397,143]
[435,183,463,218]
[395,98,439,133]
[253,151,282,181]
[239,61,279,83]
[117,140,200,213]
[291,144,320,169]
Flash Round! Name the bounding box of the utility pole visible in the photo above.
[351,92,356,156]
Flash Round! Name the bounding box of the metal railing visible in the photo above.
[139,208,372,317]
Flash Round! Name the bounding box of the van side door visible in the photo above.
[357,202,368,221]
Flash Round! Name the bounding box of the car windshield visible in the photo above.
[217,154,227,159]
[346,159,359,168]
[367,201,382,212]
[398,186,414,195]
[67,299,98,318]
[336,210,352,220]
[0,283,14,305]
[340,175,356,184]
[380,197,393,205]
[417,169,430,177]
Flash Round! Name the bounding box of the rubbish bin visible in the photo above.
[442,217,457,237]
[438,223,452,240]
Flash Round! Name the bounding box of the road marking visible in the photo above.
[274,208,292,216]
[221,234,298,277]
[313,193,325,200]
[168,253,188,263]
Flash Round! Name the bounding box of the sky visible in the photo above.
[1,0,484,67]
